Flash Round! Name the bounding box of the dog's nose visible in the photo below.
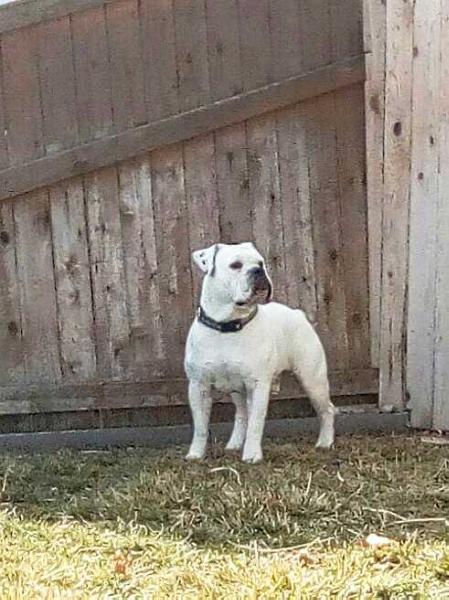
[251,267,265,278]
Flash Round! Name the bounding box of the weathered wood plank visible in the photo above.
[37,16,78,154]
[238,0,271,89]
[205,0,242,101]
[0,368,380,415]
[184,133,220,306]
[0,45,9,170]
[364,0,386,367]
[268,0,303,80]
[14,191,61,382]
[117,157,165,379]
[0,55,365,202]
[276,103,317,322]
[335,84,370,369]
[300,0,332,70]
[330,0,364,61]
[140,0,179,121]
[84,167,130,379]
[150,145,193,377]
[1,26,44,164]
[426,1,448,430]
[71,6,113,143]
[379,0,413,410]
[215,123,252,243]
[0,200,24,383]
[173,0,210,111]
[106,0,146,130]
[306,93,348,371]
[49,178,96,381]
[246,114,287,305]
[407,0,440,427]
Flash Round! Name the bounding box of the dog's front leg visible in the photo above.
[186,381,212,460]
[225,391,248,451]
[242,381,271,464]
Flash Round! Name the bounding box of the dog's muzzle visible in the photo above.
[249,267,272,304]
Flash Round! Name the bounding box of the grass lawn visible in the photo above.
[0,433,448,598]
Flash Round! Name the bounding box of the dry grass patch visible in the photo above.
[0,433,447,598]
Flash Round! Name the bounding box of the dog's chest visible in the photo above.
[187,357,253,393]
[185,326,275,392]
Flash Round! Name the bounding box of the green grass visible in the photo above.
[0,433,448,598]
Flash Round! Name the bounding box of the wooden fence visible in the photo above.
[0,0,375,431]
[365,0,449,430]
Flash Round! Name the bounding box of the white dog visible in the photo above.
[184,242,335,463]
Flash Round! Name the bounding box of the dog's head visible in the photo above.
[192,242,273,306]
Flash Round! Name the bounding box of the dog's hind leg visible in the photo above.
[294,355,336,449]
[225,391,248,451]
[186,381,212,460]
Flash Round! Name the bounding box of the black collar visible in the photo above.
[197,305,258,333]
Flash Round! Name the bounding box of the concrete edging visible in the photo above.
[0,409,409,450]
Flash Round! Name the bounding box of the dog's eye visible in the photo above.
[230,261,243,270]
[258,261,263,267]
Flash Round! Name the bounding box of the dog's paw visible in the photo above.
[242,450,263,464]
[185,451,205,461]
[225,441,244,452]
[315,439,334,450]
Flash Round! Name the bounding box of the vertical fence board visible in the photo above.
[140,0,179,122]
[246,114,287,305]
[2,27,44,164]
[0,201,24,383]
[330,0,363,62]
[300,0,332,70]
[49,178,96,381]
[429,1,448,430]
[71,7,113,142]
[106,0,146,130]
[14,191,61,382]
[84,167,130,379]
[184,133,220,306]
[238,0,271,90]
[150,145,192,377]
[0,44,9,170]
[379,0,413,409]
[205,0,242,101]
[335,85,370,368]
[269,0,303,80]
[407,0,440,427]
[173,0,210,112]
[307,94,348,370]
[276,103,317,322]
[118,157,165,379]
[364,0,386,367]
[215,124,252,243]
[38,17,78,154]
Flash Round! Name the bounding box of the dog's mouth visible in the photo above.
[235,282,272,307]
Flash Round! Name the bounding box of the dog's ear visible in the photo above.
[191,244,221,275]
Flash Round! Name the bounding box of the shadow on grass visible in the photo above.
[0,434,448,549]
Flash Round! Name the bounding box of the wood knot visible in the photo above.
[393,121,402,137]
[8,321,18,335]
[0,231,9,245]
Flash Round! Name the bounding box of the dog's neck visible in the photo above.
[199,277,253,323]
